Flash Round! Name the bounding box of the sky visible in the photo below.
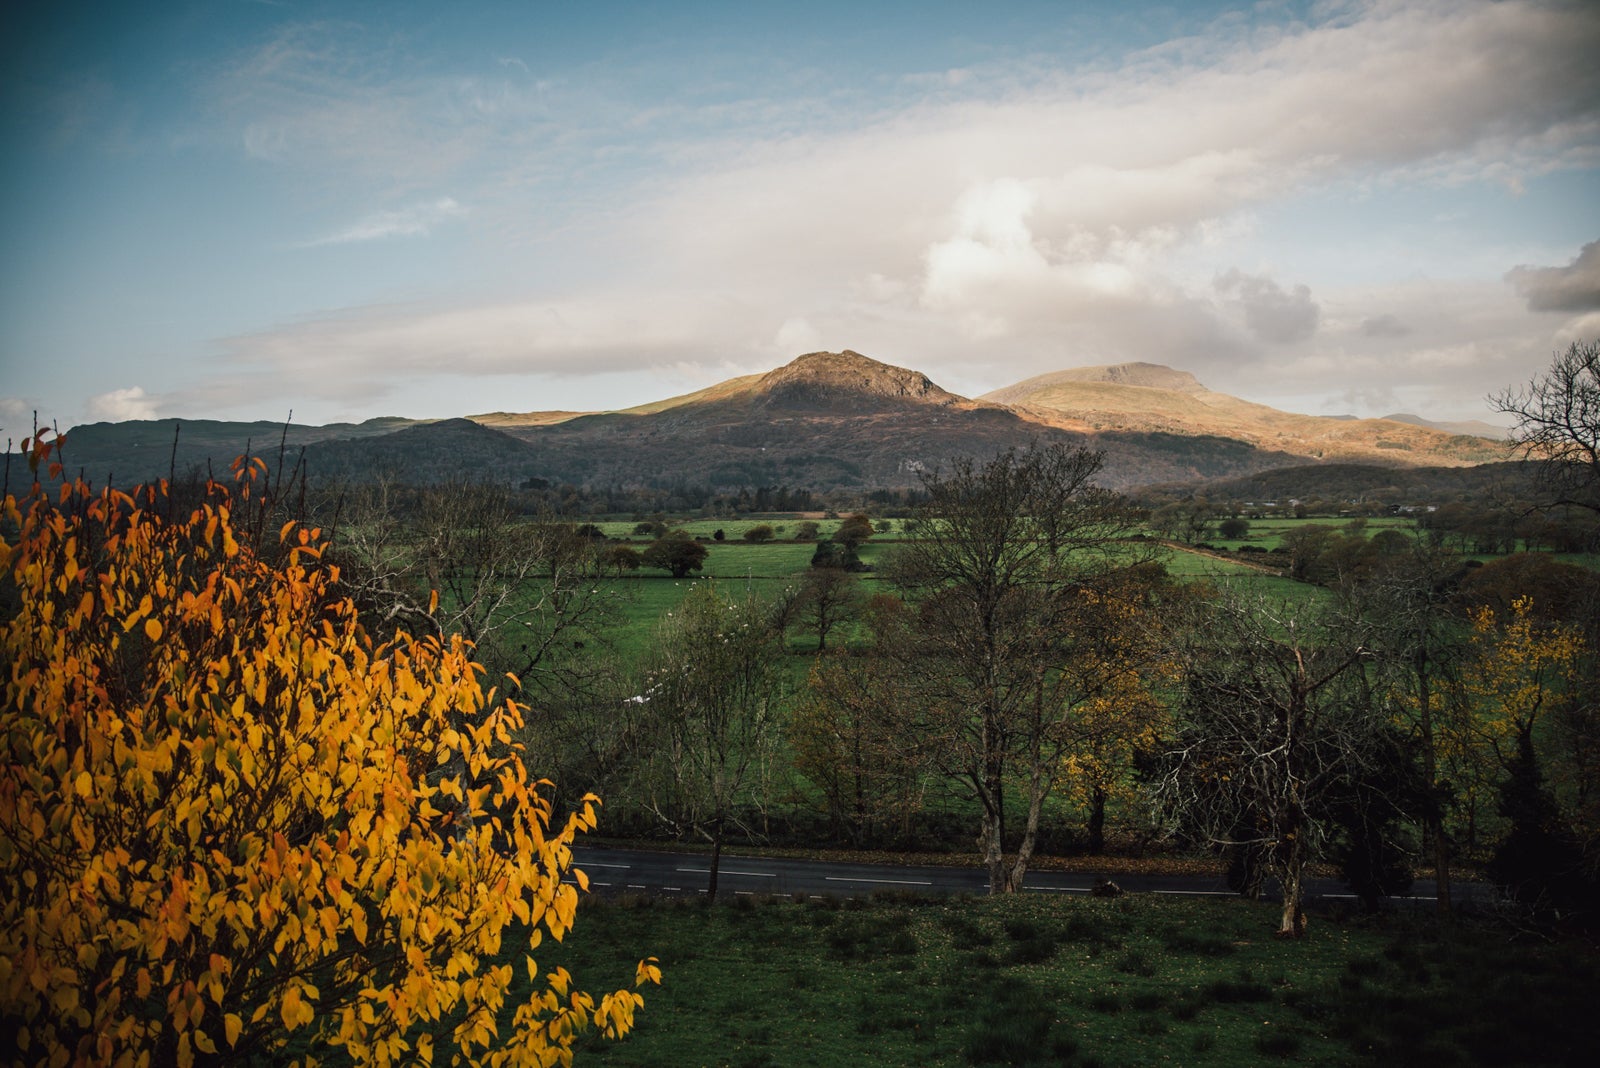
[2,0,1598,436]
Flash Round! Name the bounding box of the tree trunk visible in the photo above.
[1415,641,1451,912]
[707,818,723,903]
[1276,833,1307,938]
[1087,785,1107,855]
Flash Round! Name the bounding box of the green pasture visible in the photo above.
[595,518,911,542]
[532,893,1597,1068]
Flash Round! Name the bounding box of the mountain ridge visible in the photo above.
[39,351,1509,492]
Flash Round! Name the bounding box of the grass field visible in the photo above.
[537,892,1597,1067]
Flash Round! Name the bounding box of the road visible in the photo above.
[571,845,1481,906]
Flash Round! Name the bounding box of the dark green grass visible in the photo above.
[531,893,1600,1067]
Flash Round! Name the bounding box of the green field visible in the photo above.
[537,892,1597,1067]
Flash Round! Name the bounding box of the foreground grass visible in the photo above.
[542,893,1597,1068]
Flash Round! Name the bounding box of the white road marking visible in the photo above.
[676,867,777,877]
[825,876,932,886]
[1024,885,1091,893]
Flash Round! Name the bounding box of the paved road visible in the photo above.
[571,845,1484,906]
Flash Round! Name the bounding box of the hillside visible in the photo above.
[39,416,428,487]
[983,364,1504,467]
[36,351,1515,494]
[482,351,1305,491]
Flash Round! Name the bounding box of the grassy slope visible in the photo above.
[541,893,1597,1068]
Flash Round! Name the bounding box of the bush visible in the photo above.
[743,524,776,542]
[0,441,657,1065]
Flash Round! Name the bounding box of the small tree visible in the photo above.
[1159,593,1388,938]
[629,585,787,900]
[0,443,656,1066]
[1218,516,1250,540]
[598,543,642,573]
[834,513,874,552]
[810,538,859,571]
[791,642,928,845]
[794,565,862,653]
[743,524,775,543]
[641,533,708,578]
[794,520,820,541]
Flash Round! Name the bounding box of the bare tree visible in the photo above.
[1491,339,1600,513]
[884,443,1151,893]
[793,565,862,653]
[628,583,788,901]
[1158,592,1387,938]
[319,480,619,705]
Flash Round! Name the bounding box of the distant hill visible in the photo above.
[1134,460,1542,507]
[39,416,428,487]
[1381,412,1510,441]
[981,363,1505,468]
[36,351,1515,494]
[300,418,545,484]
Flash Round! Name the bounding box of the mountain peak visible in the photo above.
[752,350,964,409]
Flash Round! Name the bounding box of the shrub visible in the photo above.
[0,440,657,1065]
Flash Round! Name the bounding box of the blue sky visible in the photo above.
[3,0,1597,434]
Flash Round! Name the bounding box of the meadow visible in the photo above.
[538,891,1598,1067]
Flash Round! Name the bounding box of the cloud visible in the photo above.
[1506,240,1600,312]
[193,1,1600,421]
[301,197,467,246]
[1214,270,1320,345]
[0,397,42,439]
[1360,314,1412,338]
[86,387,159,422]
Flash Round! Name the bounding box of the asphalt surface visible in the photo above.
[571,845,1483,906]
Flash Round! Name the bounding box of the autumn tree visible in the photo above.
[1491,339,1600,513]
[1054,571,1180,854]
[884,443,1149,893]
[1458,597,1594,919]
[833,513,874,552]
[627,584,787,900]
[0,438,656,1066]
[1159,592,1389,938]
[789,597,927,844]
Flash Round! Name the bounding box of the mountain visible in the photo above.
[983,363,1505,467]
[36,352,1511,494]
[36,416,429,487]
[1380,412,1510,441]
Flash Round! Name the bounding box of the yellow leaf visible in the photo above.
[75,772,93,798]
[224,1013,242,1048]
[144,618,163,641]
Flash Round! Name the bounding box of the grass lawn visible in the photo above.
[536,893,1598,1067]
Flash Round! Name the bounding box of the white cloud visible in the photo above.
[86,387,159,422]
[302,197,467,246]
[197,1,1599,422]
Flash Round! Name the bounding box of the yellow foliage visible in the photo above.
[0,457,656,1066]
[1461,596,1584,756]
